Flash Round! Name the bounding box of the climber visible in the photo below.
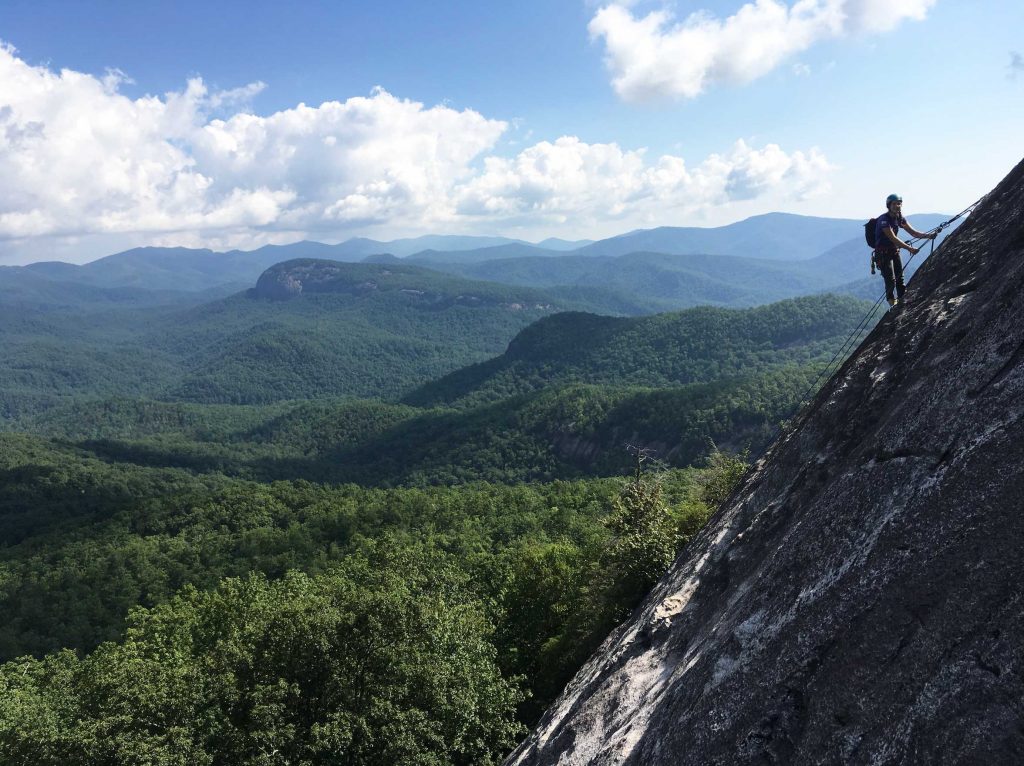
[874,194,937,308]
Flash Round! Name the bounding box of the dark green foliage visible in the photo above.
[3,292,867,487]
[148,284,562,404]
[0,553,524,766]
[497,449,748,722]
[696,446,750,508]
[604,468,677,597]
[0,431,744,723]
[598,454,733,624]
[9,365,813,486]
[0,432,616,662]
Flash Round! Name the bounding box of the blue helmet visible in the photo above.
[886,193,902,205]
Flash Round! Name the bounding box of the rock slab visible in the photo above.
[507,157,1024,766]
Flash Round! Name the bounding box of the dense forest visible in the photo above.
[1,289,556,414]
[0,430,746,763]
[0,248,886,763]
[6,369,804,485]
[4,298,872,485]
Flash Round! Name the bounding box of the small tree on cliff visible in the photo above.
[604,447,677,602]
[521,446,751,719]
[602,443,750,616]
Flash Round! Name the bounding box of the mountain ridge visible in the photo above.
[405,294,872,408]
[6,213,950,294]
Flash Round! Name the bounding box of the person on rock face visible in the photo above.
[874,194,937,308]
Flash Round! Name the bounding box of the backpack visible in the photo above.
[864,218,878,249]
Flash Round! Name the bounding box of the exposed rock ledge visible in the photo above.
[507,157,1024,765]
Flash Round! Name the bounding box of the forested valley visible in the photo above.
[0,247,882,763]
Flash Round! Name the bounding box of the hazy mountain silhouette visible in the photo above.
[574,212,948,261]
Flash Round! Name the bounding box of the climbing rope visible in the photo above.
[906,193,987,250]
[753,194,988,462]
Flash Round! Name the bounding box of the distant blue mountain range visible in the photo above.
[3,212,953,297]
[573,212,948,261]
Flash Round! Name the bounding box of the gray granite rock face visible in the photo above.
[507,158,1024,766]
[253,259,348,299]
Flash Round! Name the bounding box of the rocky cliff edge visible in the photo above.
[507,158,1024,765]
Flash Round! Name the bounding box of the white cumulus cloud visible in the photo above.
[455,137,832,230]
[0,42,834,261]
[0,42,506,246]
[589,0,936,101]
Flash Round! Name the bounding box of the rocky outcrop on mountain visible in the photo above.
[252,259,350,299]
[507,159,1024,766]
[251,259,557,313]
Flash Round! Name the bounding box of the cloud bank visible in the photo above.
[0,43,832,260]
[589,0,936,101]
[456,137,831,228]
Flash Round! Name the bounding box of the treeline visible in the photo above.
[5,296,871,484]
[0,432,746,762]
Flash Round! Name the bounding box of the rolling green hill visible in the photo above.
[0,278,873,761]
[4,288,877,486]
[405,294,873,408]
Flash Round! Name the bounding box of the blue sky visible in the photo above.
[1,0,1022,264]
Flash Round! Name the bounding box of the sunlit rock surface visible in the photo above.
[507,158,1024,765]
[253,259,348,299]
